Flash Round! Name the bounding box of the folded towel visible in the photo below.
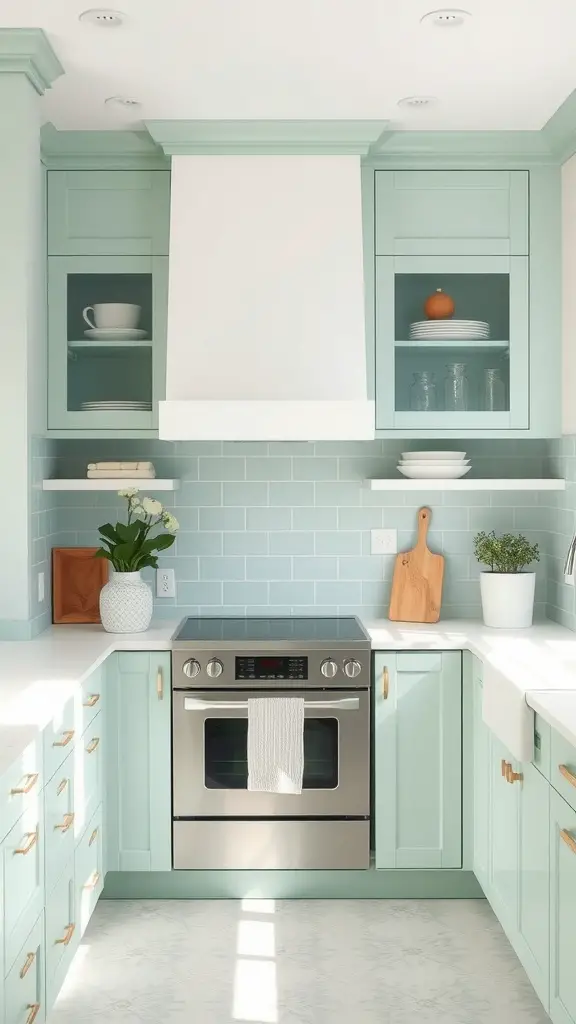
[482,661,534,762]
[87,469,156,479]
[87,461,155,471]
[247,697,304,793]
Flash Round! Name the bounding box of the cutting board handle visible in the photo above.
[416,507,431,549]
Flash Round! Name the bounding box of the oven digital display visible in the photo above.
[235,656,308,680]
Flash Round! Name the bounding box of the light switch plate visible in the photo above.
[371,528,397,555]
[37,571,45,603]
[156,568,176,598]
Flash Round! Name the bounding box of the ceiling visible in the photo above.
[2,0,576,131]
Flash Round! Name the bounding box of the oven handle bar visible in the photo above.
[183,696,360,711]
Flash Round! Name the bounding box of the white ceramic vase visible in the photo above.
[99,570,153,633]
[479,571,536,628]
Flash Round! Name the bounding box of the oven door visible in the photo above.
[172,688,370,818]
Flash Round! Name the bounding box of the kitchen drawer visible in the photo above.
[551,729,576,814]
[43,699,75,784]
[44,754,75,897]
[75,804,104,938]
[0,738,42,844]
[4,914,45,1024]
[533,715,551,781]
[3,808,44,975]
[45,859,78,1010]
[74,713,102,842]
[78,666,104,736]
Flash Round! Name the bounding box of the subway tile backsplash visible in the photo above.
[46,439,551,622]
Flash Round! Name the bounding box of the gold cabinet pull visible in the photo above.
[10,773,39,796]
[55,922,75,946]
[501,759,508,778]
[156,667,164,700]
[86,737,100,754]
[560,829,576,855]
[54,812,74,833]
[503,762,523,784]
[84,870,101,891]
[88,827,99,847]
[53,730,74,748]
[382,666,389,700]
[14,831,38,856]
[20,951,36,979]
[83,693,100,708]
[26,1004,41,1024]
[559,764,576,789]
[56,778,68,796]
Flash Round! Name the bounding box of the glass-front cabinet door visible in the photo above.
[375,255,529,431]
[48,255,167,431]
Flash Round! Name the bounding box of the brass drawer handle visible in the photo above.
[56,778,68,796]
[53,730,74,748]
[10,773,39,796]
[501,759,508,778]
[84,870,101,891]
[88,827,99,847]
[54,812,74,833]
[559,764,576,789]
[506,763,523,784]
[83,693,100,708]
[86,737,100,754]
[382,666,389,700]
[26,1004,41,1024]
[560,828,576,855]
[55,922,75,946]
[157,668,163,700]
[20,951,36,979]
[14,831,38,856]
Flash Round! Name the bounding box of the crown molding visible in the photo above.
[145,119,389,156]
[542,87,576,163]
[366,129,555,166]
[40,124,169,169]
[0,28,63,95]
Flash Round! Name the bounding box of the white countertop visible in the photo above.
[0,617,575,776]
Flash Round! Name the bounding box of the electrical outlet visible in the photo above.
[37,571,45,603]
[156,568,176,598]
[371,529,397,555]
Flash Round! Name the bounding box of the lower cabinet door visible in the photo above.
[75,804,104,938]
[517,763,550,1009]
[488,736,519,933]
[3,811,44,975]
[74,713,102,843]
[44,756,75,896]
[45,861,78,1010]
[4,914,45,1024]
[472,672,490,889]
[550,790,576,1024]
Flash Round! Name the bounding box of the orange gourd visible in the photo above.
[424,288,455,320]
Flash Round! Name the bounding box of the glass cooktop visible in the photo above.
[173,616,369,644]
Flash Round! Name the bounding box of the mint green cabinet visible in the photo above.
[550,789,576,1024]
[44,860,78,1009]
[105,652,171,871]
[48,171,170,256]
[4,914,45,1024]
[3,808,44,977]
[471,659,489,890]
[374,651,462,869]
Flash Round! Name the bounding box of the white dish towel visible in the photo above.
[247,697,305,793]
[482,660,534,762]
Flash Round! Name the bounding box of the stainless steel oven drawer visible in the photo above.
[173,819,370,870]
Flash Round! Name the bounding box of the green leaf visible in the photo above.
[94,548,112,560]
[148,533,176,552]
[98,523,118,544]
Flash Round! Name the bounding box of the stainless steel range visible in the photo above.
[171,616,371,870]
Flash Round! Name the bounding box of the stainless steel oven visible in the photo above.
[171,616,371,870]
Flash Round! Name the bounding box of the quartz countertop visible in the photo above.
[0,617,575,777]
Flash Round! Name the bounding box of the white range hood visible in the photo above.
[159,154,374,440]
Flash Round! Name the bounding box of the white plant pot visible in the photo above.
[479,571,536,629]
[99,570,153,633]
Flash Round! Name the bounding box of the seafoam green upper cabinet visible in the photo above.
[375,171,528,256]
[47,171,171,256]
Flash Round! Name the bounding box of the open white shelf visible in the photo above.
[396,339,508,350]
[368,478,566,492]
[42,479,180,492]
[68,340,152,350]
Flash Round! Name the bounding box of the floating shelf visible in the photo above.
[68,340,152,350]
[368,478,566,492]
[42,479,179,492]
[396,340,508,350]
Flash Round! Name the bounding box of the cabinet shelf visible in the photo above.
[68,340,152,350]
[395,340,509,351]
[368,478,565,491]
[42,479,179,491]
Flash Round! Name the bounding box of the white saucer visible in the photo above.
[84,328,148,340]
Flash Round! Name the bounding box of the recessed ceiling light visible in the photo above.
[397,96,437,109]
[105,95,141,109]
[79,9,126,27]
[421,8,471,28]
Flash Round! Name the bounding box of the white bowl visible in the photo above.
[401,451,467,461]
[397,464,471,480]
[398,459,470,467]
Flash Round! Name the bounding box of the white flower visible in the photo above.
[131,503,146,516]
[142,497,163,516]
[163,512,179,532]
[118,487,139,499]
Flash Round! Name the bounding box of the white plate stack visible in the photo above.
[409,320,489,341]
[397,451,471,479]
[80,401,152,411]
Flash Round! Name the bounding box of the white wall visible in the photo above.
[562,153,576,434]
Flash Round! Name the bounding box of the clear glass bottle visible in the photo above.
[483,367,506,411]
[444,362,469,412]
[410,371,437,412]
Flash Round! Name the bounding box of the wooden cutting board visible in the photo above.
[52,548,109,624]
[388,507,444,623]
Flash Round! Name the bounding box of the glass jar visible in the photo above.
[410,371,437,412]
[444,362,469,412]
[483,368,506,411]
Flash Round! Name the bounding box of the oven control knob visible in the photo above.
[320,658,338,679]
[182,658,201,679]
[206,658,224,679]
[343,659,362,679]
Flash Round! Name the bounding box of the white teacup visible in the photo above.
[83,303,141,330]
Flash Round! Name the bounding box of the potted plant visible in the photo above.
[473,530,540,628]
[96,489,179,633]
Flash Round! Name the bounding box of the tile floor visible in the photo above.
[49,898,550,1023]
